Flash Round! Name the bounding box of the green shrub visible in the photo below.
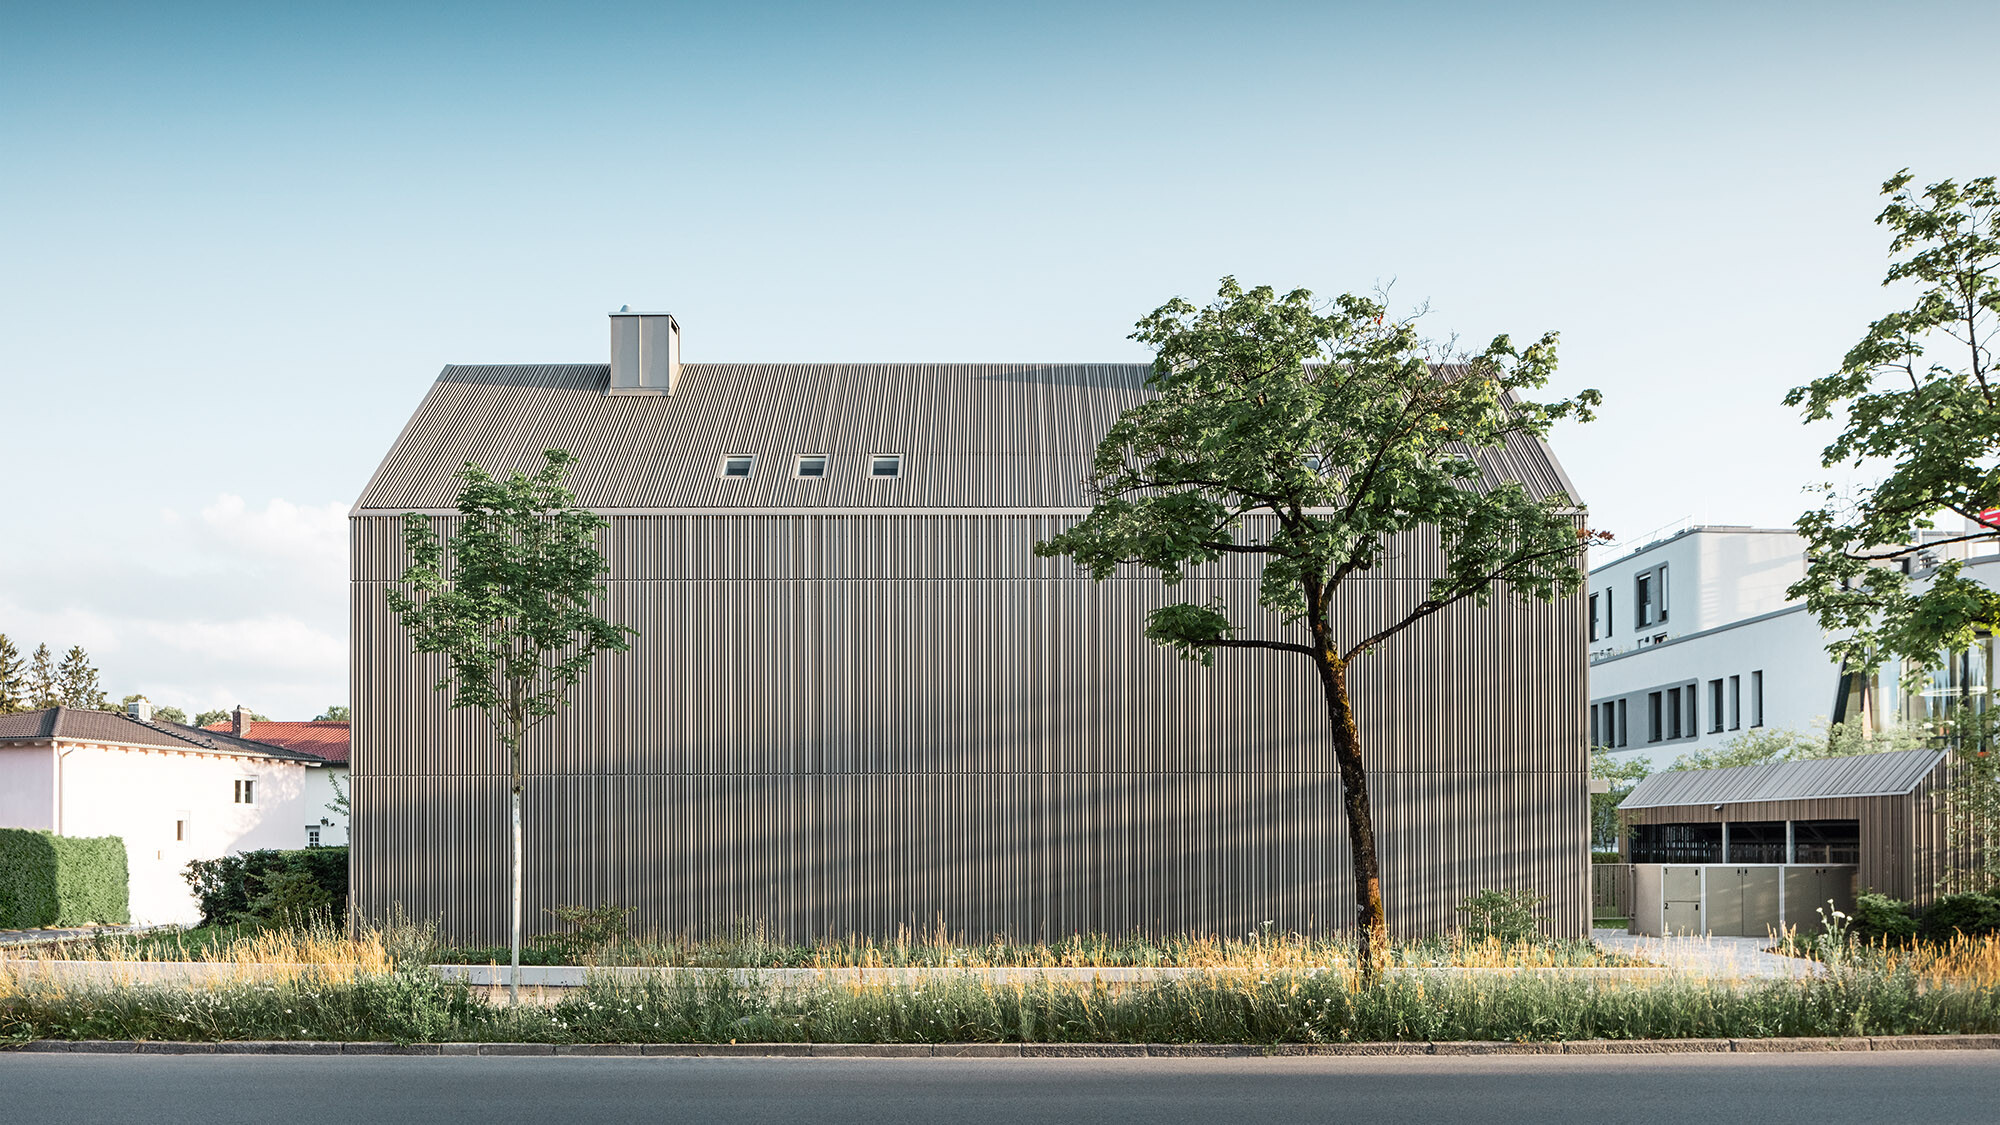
[184,847,348,927]
[1454,888,1546,945]
[0,828,129,928]
[1919,893,2000,943]
[1849,893,1919,945]
[1590,851,1623,864]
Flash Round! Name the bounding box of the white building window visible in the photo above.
[305,825,322,848]
[233,779,255,805]
[719,454,756,478]
[870,454,903,479]
[795,455,827,479]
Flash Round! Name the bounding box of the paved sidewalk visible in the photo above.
[1591,928,1821,979]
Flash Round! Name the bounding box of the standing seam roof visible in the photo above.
[1617,748,1947,809]
[354,363,1581,512]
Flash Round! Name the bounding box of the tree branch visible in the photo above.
[1206,637,1317,658]
[1341,540,1582,660]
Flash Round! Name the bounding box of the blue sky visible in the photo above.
[4,1,1996,718]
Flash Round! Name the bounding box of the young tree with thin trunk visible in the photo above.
[388,448,633,1004]
[1036,279,1602,970]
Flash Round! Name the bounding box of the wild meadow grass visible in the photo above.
[26,920,1629,971]
[7,960,2000,1045]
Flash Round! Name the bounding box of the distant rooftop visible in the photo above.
[1619,747,1945,810]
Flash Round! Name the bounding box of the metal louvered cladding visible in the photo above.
[351,511,1590,943]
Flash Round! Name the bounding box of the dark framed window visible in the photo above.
[1591,706,1600,749]
[1793,819,1859,864]
[1630,822,1721,864]
[794,455,827,478]
[1616,699,1628,747]
[1635,571,1653,628]
[1648,692,1663,742]
[1729,675,1742,730]
[1685,684,1698,736]
[870,454,903,478]
[1667,686,1683,739]
[1589,593,1600,642]
[1752,670,1765,727]
[1709,679,1724,733]
[719,454,755,478]
[1726,821,1787,864]
[1656,564,1669,623]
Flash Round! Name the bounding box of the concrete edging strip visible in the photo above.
[14,1035,2000,1056]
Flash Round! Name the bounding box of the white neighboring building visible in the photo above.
[200,708,349,847]
[1590,522,2000,770]
[0,703,327,925]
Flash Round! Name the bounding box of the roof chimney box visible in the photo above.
[609,311,680,394]
[232,704,251,739]
[127,697,152,723]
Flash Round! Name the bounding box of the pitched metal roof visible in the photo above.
[1618,747,1947,809]
[203,719,349,764]
[0,707,324,764]
[354,363,1580,512]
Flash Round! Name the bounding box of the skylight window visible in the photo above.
[795,455,828,479]
[870,454,902,479]
[720,454,756,479]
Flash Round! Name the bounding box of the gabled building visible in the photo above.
[203,706,350,846]
[350,312,1592,944]
[0,702,328,924]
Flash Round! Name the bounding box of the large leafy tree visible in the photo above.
[1785,171,2000,676]
[1036,279,1601,967]
[1588,746,1648,852]
[0,634,24,714]
[389,448,634,1003]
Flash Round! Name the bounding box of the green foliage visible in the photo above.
[14,964,2000,1045]
[1589,746,1649,849]
[1919,894,2000,943]
[191,708,230,728]
[388,449,634,758]
[315,704,350,721]
[55,645,106,710]
[1668,719,1932,772]
[1785,170,2000,677]
[1454,889,1547,945]
[117,694,186,724]
[27,643,57,709]
[183,847,349,927]
[1850,893,1919,945]
[0,828,129,927]
[1033,279,1600,956]
[0,633,24,714]
[528,904,636,962]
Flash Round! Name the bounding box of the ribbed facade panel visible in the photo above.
[351,512,1589,943]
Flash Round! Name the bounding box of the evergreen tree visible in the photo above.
[0,634,25,714]
[56,646,107,710]
[27,644,58,709]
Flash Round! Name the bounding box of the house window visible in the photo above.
[233,779,255,805]
[306,825,322,848]
[1667,686,1683,740]
[719,454,756,478]
[1647,692,1663,743]
[870,454,902,478]
[1635,572,1652,628]
[1729,675,1742,729]
[1589,593,1599,642]
[1616,699,1628,747]
[795,455,827,479]
[1752,670,1765,727]
[174,819,185,842]
[1709,679,1724,733]
[1656,564,1669,623]
[1685,685,1698,737]
[1590,706,1599,749]
[1603,589,1612,638]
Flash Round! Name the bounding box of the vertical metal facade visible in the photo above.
[350,364,1590,943]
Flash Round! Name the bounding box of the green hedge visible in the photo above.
[0,828,130,928]
[184,847,348,927]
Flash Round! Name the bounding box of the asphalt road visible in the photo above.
[4,1051,1992,1124]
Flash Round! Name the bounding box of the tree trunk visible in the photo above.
[509,724,524,1008]
[1314,648,1388,975]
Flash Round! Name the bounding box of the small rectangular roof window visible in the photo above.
[870,454,902,479]
[795,455,827,479]
[720,454,755,479]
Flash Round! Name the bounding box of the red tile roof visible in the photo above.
[0,707,325,763]
[202,720,349,764]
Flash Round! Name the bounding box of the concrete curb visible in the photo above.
[13,1035,2000,1056]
